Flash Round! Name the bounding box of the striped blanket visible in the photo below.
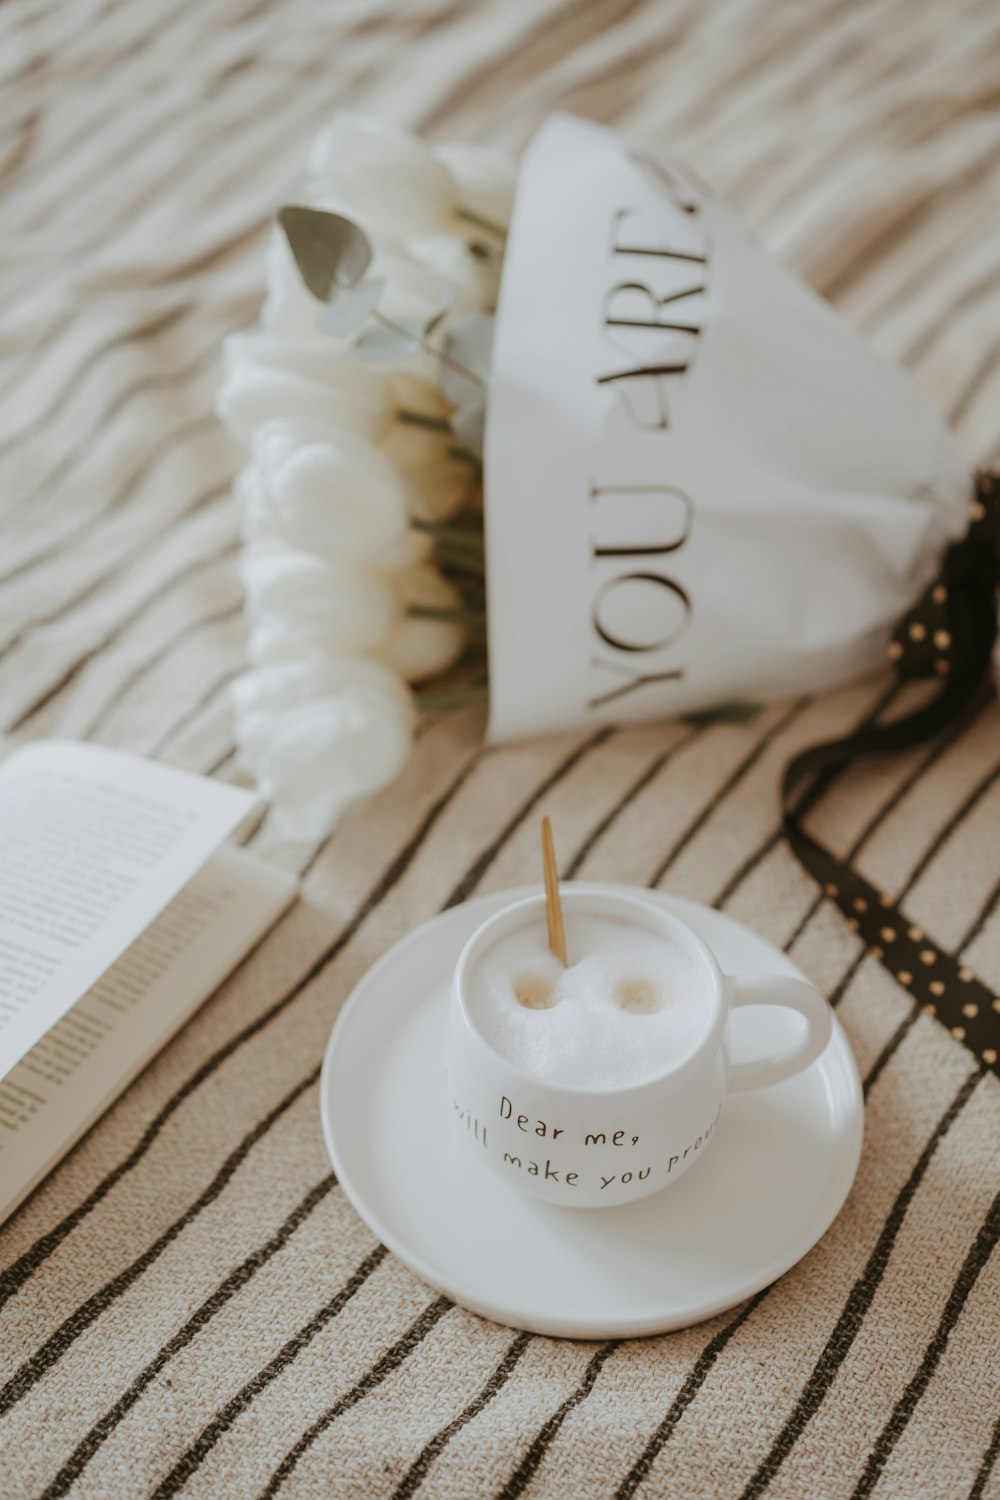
[1,0,998,1497]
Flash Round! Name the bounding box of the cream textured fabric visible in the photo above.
[1,2,999,1497]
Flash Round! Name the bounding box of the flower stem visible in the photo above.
[455,207,507,240]
[396,408,452,432]
[413,518,485,552]
[415,683,489,714]
[407,602,487,630]
[447,445,483,468]
[373,310,486,394]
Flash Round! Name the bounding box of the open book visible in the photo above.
[0,741,296,1225]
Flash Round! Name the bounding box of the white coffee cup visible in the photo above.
[445,885,832,1207]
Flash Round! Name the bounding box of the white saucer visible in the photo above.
[320,885,863,1339]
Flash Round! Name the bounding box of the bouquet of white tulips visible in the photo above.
[219,113,970,838]
[218,115,510,835]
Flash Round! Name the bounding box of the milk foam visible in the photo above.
[467,912,712,1089]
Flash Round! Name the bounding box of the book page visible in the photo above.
[0,844,295,1223]
[0,740,255,1081]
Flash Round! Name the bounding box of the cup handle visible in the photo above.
[725,974,832,1092]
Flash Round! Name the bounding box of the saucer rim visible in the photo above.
[320,883,864,1339]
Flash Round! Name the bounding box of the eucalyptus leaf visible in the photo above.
[353,317,424,362]
[317,277,385,337]
[277,206,372,301]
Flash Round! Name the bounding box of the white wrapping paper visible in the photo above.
[484,115,969,741]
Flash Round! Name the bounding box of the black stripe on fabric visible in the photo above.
[145,1243,391,1500]
[820,135,1000,304]
[0,302,191,464]
[81,601,243,739]
[676,681,897,930]
[495,1342,622,1500]
[254,1300,454,1500]
[713,680,903,914]
[4,535,238,725]
[7,0,410,266]
[736,1067,984,1500]
[148,666,241,760]
[849,1190,1000,1500]
[968,1406,1000,1500]
[6,335,225,529]
[37,1175,337,1500]
[0,478,233,665]
[0,410,218,589]
[860,1004,922,1097]
[139,210,274,290]
[0,1065,321,1416]
[778,695,964,949]
[903,255,1000,370]
[7,594,241,735]
[949,333,1000,427]
[391,1332,534,1500]
[565,723,704,878]
[417,0,615,132]
[443,729,613,908]
[0,0,328,285]
[0,106,38,187]
[1,0,196,100]
[205,745,236,778]
[0,750,480,1312]
[614,1289,772,1500]
[0,34,315,471]
[959,865,1000,957]
[888,751,1000,919]
[0,310,75,409]
[649,698,807,887]
[762,0,999,306]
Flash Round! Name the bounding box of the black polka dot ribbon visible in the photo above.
[783,473,1000,1076]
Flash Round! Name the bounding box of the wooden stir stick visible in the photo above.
[541,816,568,967]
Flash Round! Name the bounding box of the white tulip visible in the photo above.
[249,420,410,563]
[223,113,501,834]
[434,142,517,232]
[246,614,346,668]
[375,526,435,573]
[366,245,455,341]
[240,540,398,652]
[408,233,500,315]
[217,332,392,447]
[374,563,467,682]
[233,656,415,837]
[233,465,277,544]
[307,113,456,241]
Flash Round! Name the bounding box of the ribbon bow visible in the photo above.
[783,474,1000,1075]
